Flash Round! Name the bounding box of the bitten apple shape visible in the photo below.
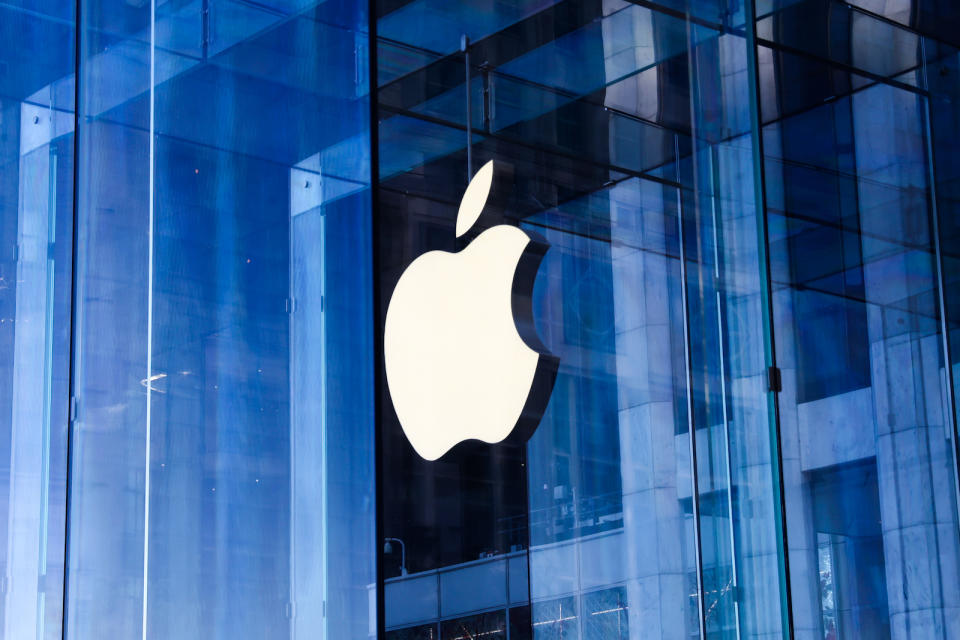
[384,160,555,461]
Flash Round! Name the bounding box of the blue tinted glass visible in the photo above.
[63,1,374,638]
[378,0,560,61]
[373,1,957,639]
[375,2,774,638]
[0,0,75,638]
[763,5,960,639]
[4,0,960,638]
[927,25,960,540]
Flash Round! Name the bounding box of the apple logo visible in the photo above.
[384,160,558,461]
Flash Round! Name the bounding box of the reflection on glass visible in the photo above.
[817,536,839,640]
[3,0,960,638]
[583,587,629,639]
[810,463,889,639]
[377,1,786,638]
[376,1,960,639]
[532,596,577,639]
[64,0,374,638]
[441,610,507,640]
[0,0,75,638]
[763,6,960,639]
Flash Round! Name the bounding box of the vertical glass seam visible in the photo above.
[743,1,795,637]
[462,36,472,180]
[674,105,707,639]
[140,1,156,638]
[369,1,385,636]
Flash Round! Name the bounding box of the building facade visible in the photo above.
[2,0,960,638]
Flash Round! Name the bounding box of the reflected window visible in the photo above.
[809,461,889,640]
[583,587,629,639]
[440,610,506,640]
[532,596,577,639]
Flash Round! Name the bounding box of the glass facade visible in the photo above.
[1,1,959,639]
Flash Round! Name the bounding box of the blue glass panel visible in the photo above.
[676,14,793,636]
[378,0,560,59]
[927,24,960,519]
[763,11,960,638]
[4,0,960,638]
[387,4,713,181]
[0,1,75,638]
[64,1,374,639]
[374,1,787,638]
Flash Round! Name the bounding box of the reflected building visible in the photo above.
[1,1,959,640]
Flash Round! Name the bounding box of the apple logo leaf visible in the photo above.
[456,159,494,238]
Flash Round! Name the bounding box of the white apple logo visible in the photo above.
[384,160,558,461]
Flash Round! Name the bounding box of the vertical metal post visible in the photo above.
[743,0,794,636]
[369,4,386,639]
[60,0,84,633]
[461,34,472,180]
[200,0,209,60]
[674,133,708,640]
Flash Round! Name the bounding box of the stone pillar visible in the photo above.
[610,179,693,639]
[854,83,960,640]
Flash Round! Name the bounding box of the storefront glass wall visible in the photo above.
[0,0,376,638]
[374,1,960,639]
[0,1,959,639]
[0,0,75,637]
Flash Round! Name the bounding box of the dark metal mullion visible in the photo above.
[201,0,209,60]
[60,0,83,634]
[369,2,386,639]
[461,35,472,180]
[680,17,708,639]
[744,1,795,637]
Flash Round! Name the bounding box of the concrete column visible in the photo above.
[854,83,960,640]
[3,101,61,640]
[610,179,693,640]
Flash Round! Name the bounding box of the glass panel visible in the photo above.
[375,1,786,639]
[583,587,629,639]
[926,17,960,583]
[764,29,960,640]
[0,1,75,638]
[5,0,960,639]
[64,1,374,639]
[440,610,507,640]
[682,20,791,638]
[526,176,700,638]
[533,596,578,639]
[757,0,924,90]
